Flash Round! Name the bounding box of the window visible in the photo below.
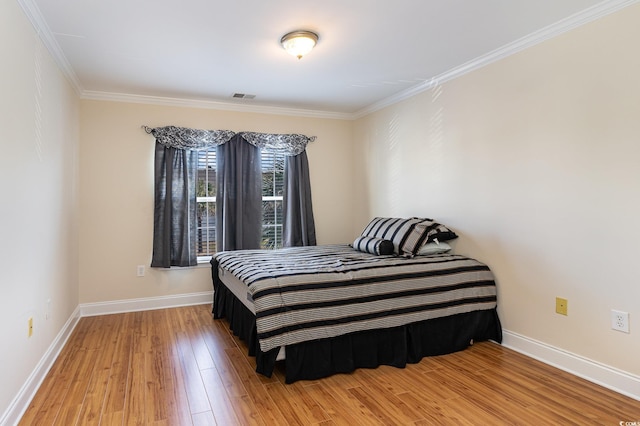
[196,149,217,259]
[196,147,285,261]
[150,127,315,269]
[261,149,285,249]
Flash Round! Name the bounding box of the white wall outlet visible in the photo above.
[137,265,145,277]
[611,310,630,333]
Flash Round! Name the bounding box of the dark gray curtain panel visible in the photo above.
[151,143,198,267]
[147,125,316,266]
[283,151,316,247]
[216,134,262,252]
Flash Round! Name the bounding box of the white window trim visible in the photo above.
[196,196,216,202]
[197,195,216,263]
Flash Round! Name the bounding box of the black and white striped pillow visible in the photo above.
[361,217,458,257]
[352,236,394,256]
[360,217,426,257]
[411,218,459,244]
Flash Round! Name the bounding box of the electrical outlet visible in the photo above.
[28,317,33,337]
[555,297,568,316]
[611,310,630,333]
[137,265,145,277]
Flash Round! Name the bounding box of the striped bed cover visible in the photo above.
[214,244,498,353]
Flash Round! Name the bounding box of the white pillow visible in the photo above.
[416,241,451,256]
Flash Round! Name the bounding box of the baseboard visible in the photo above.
[0,305,82,426]
[79,291,213,316]
[501,329,640,401]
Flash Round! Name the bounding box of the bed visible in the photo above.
[211,228,502,383]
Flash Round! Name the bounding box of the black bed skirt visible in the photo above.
[212,273,503,384]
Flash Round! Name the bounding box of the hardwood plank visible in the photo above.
[190,330,217,371]
[200,326,248,398]
[303,382,373,426]
[310,377,386,424]
[351,370,424,422]
[156,309,194,426]
[395,391,476,425]
[229,394,266,425]
[18,305,640,425]
[200,367,240,425]
[164,345,197,426]
[99,411,123,425]
[192,410,216,426]
[428,368,540,423]
[101,313,133,419]
[77,315,122,425]
[52,346,101,426]
[122,343,146,425]
[225,348,289,424]
[264,381,330,425]
[347,385,418,425]
[443,395,515,424]
[143,315,169,423]
[76,368,110,425]
[528,381,623,424]
[175,331,213,414]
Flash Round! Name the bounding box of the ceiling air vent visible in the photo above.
[232,93,256,99]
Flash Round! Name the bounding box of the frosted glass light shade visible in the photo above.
[280,31,318,59]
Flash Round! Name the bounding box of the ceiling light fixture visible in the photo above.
[280,30,318,60]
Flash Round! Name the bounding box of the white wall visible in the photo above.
[78,100,355,304]
[354,5,640,376]
[0,0,80,420]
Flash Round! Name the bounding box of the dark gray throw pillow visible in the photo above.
[352,236,395,255]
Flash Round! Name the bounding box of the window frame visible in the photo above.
[195,147,285,263]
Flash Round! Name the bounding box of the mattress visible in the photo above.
[214,244,498,353]
[217,265,287,360]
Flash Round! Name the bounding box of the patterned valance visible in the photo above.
[143,126,235,150]
[241,132,316,156]
[143,125,315,156]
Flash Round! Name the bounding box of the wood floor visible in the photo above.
[19,305,640,425]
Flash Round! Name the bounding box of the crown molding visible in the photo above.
[81,90,354,120]
[17,0,84,96]
[353,0,640,119]
[18,0,639,121]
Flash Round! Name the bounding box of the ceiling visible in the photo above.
[23,0,630,117]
